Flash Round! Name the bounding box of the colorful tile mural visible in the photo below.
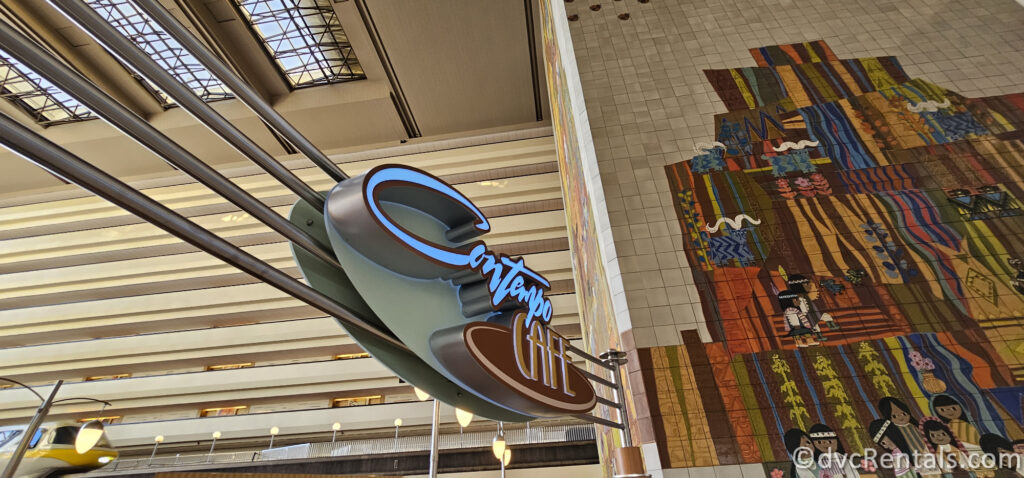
[660,40,1024,477]
[539,0,636,475]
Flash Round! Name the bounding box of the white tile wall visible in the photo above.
[562,0,1024,347]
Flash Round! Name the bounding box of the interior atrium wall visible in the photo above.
[543,0,1024,476]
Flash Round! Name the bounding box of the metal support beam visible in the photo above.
[0,111,408,352]
[428,399,440,478]
[572,413,624,430]
[601,350,633,447]
[578,368,616,389]
[45,0,328,210]
[128,0,349,182]
[595,395,620,409]
[0,381,62,478]
[0,18,342,271]
[569,344,615,370]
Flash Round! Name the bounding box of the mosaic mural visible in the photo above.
[658,40,1024,477]
[539,1,636,475]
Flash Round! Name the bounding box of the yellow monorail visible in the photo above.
[0,422,117,478]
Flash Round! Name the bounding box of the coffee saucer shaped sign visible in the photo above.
[324,164,596,418]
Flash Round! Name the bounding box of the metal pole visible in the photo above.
[428,399,440,478]
[0,111,408,352]
[207,437,216,462]
[128,0,348,183]
[331,430,337,443]
[0,18,343,271]
[0,381,62,478]
[148,442,160,466]
[600,349,632,447]
[393,425,399,453]
[572,413,624,430]
[569,344,615,370]
[268,435,275,449]
[46,0,329,210]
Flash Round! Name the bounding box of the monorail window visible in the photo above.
[28,429,44,448]
[51,426,79,445]
[0,430,21,447]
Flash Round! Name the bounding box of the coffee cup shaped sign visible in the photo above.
[322,165,596,418]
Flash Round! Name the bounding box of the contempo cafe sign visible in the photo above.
[290,164,595,419]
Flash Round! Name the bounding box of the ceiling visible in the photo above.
[0,0,549,195]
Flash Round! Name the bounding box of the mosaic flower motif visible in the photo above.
[909,351,936,371]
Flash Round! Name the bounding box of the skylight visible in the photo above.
[234,0,365,88]
[85,0,233,104]
[0,51,93,125]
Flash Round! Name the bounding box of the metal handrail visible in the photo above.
[101,424,596,472]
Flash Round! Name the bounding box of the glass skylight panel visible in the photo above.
[234,0,365,87]
[0,51,93,125]
[85,0,233,104]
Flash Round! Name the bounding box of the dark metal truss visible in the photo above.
[0,51,92,126]
[85,0,233,104]
[234,0,365,88]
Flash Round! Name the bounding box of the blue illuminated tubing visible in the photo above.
[364,166,490,267]
[363,166,554,325]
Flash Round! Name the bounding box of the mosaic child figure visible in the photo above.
[931,394,982,453]
[920,417,971,474]
[809,423,860,478]
[785,428,821,478]
[870,418,919,478]
[879,397,930,458]
[980,434,1024,477]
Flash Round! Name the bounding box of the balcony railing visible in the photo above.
[99,423,596,472]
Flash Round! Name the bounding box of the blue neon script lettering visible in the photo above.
[364,167,490,267]
[365,166,553,326]
[467,245,553,326]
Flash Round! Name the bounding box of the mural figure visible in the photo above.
[785,428,820,478]
[870,418,919,478]
[779,290,820,347]
[879,397,930,458]
[779,274,842,347]
[808,423,860,478]
[980,434,1024,477]
[787,275,838,336]
[920,417,971,475]
[931,395,982,451]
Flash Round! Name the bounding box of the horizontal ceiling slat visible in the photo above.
[0,245,573,307]
[0,137,558,231]
[0,135,586,420]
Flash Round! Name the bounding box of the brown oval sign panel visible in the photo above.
[431,313,596,416]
